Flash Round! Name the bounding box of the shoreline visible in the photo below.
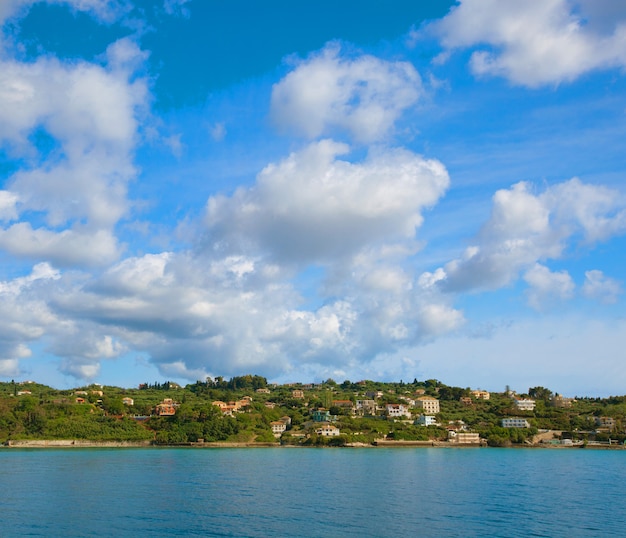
[3,439,624,449]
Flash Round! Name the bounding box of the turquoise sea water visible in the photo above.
[1,447,624,537]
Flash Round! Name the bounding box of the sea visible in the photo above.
[1,447,624,537]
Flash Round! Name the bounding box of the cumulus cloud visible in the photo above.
[0,264,61,374]
[0,191,19,221]
[39,248,462,382]
[523,263,575,310]
[433,178,626,293]
[271,44,421,143]
[205,140,449,265]
[583,270,622,304]
[0,37,149,267]
[433,0,626,86]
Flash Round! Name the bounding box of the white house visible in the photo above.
[386,403,411,419]
[270,421,287,437]
[514,399,536,411]
[502,418,530,428]
[316,424,340,437]
[416,414,437,426]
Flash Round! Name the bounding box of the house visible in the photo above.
[75,397,86,404]
[355,399,377,415]
[91,390,103,397]
[255,388,271,394]
[316,424,340,437]
[501,418,530,428]
[416,414,437,426]
[514,399,536,411]
[595,416,615,429]
[365,390,384,400]
[212,399,250,416]
[551,395,574,408]
[17,390,32,396]
[471,390,490,400]
[75,390,88,396]
[448,431,481,444]
[264,402,276,409]
[311,409,332,422]
[386,403,411,419]
[332,400,355,414]
[122,397,134,406]
[460,397,473,406]
[156,398,177,416]
[270,421,287,437]
[447,420,467,432]
[292,390,304,399]
[416,396,440,414]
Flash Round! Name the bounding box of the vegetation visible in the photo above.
[1,378,625,446]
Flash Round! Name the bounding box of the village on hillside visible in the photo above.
[1,377,625,448]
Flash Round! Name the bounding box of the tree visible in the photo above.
[529,387,553,401]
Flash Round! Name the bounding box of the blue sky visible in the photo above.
[1,0,625,396]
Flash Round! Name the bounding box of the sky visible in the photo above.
[0,0,625,396]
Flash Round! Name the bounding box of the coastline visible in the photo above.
[4,439,624,449]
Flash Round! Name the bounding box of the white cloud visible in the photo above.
[583,270,622,304]
[523,263,575,310]
[271,43,422,143]
[205,140,449,265]
[23,237,462,383]
[0,191,18,221]
[433,0,626,87]
[0,358,21,376]
[0,37,149,267]
[60,359,101,380]
[0,225,120,267]
[437,179,626,293]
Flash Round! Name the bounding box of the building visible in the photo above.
[386,403,411,419]
[471,390,490,400]
[448,431,481,444]
[514,399,536,411]
[316,424,340,437]
[255,388,271,394]
[311,409,332,422]
[460,397,473,406]
[332,400,355,414]
[551,395,574,408]
[122,397,134,406]
[156,398,177,416]
[270,421,287,437]
[416,396,440,414]
[355,399,377,415]
[365,390,384,400]
[595,416,616,429]
[292,390,304,399]
[502,418,530,428]
[416,414,437,426]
